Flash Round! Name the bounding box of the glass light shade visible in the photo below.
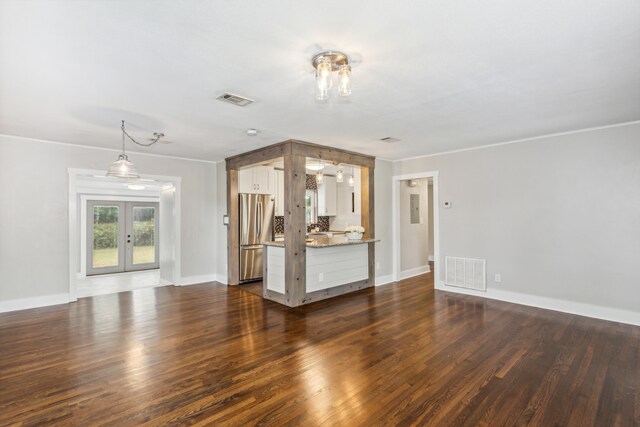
[316,57,332,100]
[336,169,343,183]
[316,171,323,184]
[338,64,352,96]
[306,162,325,171]
[106,154,140,179]
[348,174,355,186]
[316,86,329,101]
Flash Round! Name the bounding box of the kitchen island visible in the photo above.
[263,235,379,305]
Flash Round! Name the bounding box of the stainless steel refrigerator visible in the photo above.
[239,193,275,281]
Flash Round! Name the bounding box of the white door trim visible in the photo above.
[392,171,440,288]
[68,168,181,301]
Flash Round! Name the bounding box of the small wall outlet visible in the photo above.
[319,273,324,282]
[495,273,502,283]
[443,201,452,209]
[376,262,380,270]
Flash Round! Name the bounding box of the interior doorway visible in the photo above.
[397,178,433,279]
[392,171,440,286]
[86,201,160,276]
[68,169,182,301]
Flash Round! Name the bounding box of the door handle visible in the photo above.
[257,201,262,238]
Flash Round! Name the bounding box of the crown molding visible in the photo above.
[393,120,640,163]
[0,133,218,164]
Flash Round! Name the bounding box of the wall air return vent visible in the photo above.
[216,93,254,107]
[445,256,486,291]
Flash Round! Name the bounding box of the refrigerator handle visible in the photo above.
[257,200,262,238]
[241,195,248,244]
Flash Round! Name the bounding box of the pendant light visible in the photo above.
[336,169,344,183]
[348,167,355,187]
[106,120,166,179]
[107,120,140,179]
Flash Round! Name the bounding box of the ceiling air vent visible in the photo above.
[216,92,254,107]
[380,136,400,143]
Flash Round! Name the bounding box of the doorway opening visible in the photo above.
[68,169,181,300]
[392,171,440,287]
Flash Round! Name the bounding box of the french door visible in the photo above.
[87,201,160,276]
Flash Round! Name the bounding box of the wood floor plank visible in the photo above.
[0,273,638,426]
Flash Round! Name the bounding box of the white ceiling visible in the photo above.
[1,0,639,161]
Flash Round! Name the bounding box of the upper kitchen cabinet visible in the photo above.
[318,175,337,216]
[238,166,275,194]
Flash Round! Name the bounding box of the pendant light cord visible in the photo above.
[121,120,164,148]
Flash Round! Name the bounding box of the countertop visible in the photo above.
[264,235,379,248]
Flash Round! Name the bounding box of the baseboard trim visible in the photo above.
[178,274,218,286]
[215,274,228,285]
[159,278,174,286]
[399,265,431,280]
[0,293,71,313]
[436,281,640,326]
[375,274,395,286]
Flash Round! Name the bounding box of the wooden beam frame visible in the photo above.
[283,152,307,307]
[226,139,376,304]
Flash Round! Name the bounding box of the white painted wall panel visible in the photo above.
[266,246,285,294]
[306,245,368,293]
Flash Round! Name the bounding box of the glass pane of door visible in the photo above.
[92,205,120,268]
[132,206,156,265]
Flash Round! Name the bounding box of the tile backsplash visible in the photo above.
[274,216,284,234]
[274,215,331,234]
[306,174,317,190]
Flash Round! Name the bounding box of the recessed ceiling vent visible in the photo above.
[380,136,400,143]
[216,92,254,107]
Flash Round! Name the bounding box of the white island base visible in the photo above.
[264,237,377,305]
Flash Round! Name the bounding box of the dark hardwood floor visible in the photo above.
[238,280,264,297]
[1,273,638,426]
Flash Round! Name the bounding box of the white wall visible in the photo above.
[0,135,218,307]
[374,159,393,284]
[393,122,640,324]
[399,178,430,276]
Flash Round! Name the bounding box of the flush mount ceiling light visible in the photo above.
[311,50,352,101]
[127,184,146,190]
[106,120,167,179]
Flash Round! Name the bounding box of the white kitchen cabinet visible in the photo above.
[318,175,337,216]
[274,169,284,216]
[238,166,275,194]
[238,168,254,194]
